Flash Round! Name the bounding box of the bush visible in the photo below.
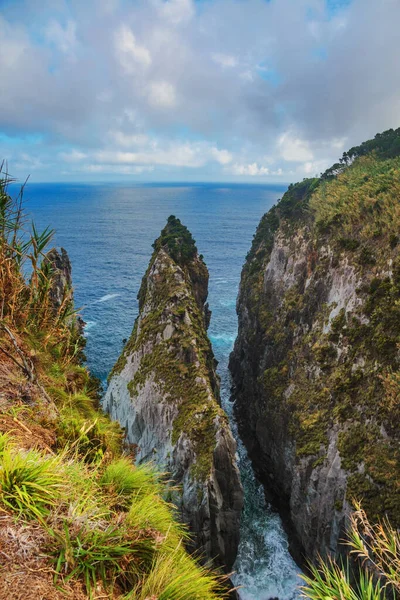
[302,505,400,600]
[101,458,164,507]
[0,445,63,520]
[52,521,155,596]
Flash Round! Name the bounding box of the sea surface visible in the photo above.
[23,181,302,600]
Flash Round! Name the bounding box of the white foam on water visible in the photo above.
[83,320,97,336]
[210,333,236,344]
[220,375,302,600]
[92,293,120,304]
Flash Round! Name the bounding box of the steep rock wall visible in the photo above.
[230,168,400,561]
[104,217,243,570]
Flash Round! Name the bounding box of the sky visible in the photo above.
[0,0,399,183]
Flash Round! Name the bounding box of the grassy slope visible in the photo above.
[0,174,227,599]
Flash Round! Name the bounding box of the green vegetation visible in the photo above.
[153,214,198,266]
[303,505,400,600]
[311,155,400,242]
[322,126,400,179]
[0,441,63,520]
[0,168,227,598]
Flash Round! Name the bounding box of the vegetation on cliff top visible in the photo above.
[153,215,198,265]
[0,169,227,599]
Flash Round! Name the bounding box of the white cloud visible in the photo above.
[212,53,237,68]
[278,133,314,162]
[157,0,194,26]
[148,81,177,109]
[210,147,233,165]
[231,163,270,176]
[299,160,331,176]
[109,131,149,147]
[2,0,400,181]
[114,25,152,72]
[82,164,154,175]
[94,143,202,167]
[45,19,77,54]
[59,149,87,162]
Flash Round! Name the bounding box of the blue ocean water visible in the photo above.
[23,181,302,599]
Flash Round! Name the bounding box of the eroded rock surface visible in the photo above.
[104,216,243,570]
[230,177,400,561]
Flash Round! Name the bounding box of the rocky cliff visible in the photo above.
[104,216,243,570]
[230,130,400,561]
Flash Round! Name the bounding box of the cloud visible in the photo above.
[210,147,233,165]
[45,19,77,55]
[1,0,400,181]
[82,164,154,175]
[278,132,314,162]
[212,53,237,68]
[114,25,152,72]
[59,149,87,162]
[156,0,195,25]
[147,81,177,108]
[231,163,270,176]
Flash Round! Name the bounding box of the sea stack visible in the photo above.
[104,216,243,570]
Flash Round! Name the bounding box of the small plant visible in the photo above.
[129,545,228,600]
[0,446,63,520]
[302,556,385,600]
[51,521,156,596]
[127,492,187,546]
[101,457,164,507]
[302,504,400,600]
[347,504,400,594]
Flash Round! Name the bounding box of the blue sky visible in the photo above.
[0,0,399,182]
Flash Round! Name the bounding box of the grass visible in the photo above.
[0,445,63,520]
[310,155,400,242]
[302,558,385,600]
[129,546,228,600]
[51,520,156,596]
[302,505,400,600]
[101,457,165,507]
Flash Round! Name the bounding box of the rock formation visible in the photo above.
[230,151,400,561]
[104,216,243,570]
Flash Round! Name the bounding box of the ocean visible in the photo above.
[23,181,301,600]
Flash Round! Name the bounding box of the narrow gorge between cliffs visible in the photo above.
[219,337,301,599]
[26,182,302,599]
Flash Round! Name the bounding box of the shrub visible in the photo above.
[302,505,400,600]
[129,546,227,600]
[101,458,164,507]
[0,446,63,520]
[52,521,155,596]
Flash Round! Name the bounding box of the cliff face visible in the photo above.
[104,216,243,570]
[230,147,400,560]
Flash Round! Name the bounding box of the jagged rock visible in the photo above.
[44,248,72,310]
[230,177,400,561]
[104,217,243,570]
[44,247,84,332]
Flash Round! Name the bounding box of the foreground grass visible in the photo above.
[302,505,400,600]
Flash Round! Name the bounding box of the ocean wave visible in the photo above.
[92,293,120,304]
[83,320,96,336]
[210,333,235,344]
